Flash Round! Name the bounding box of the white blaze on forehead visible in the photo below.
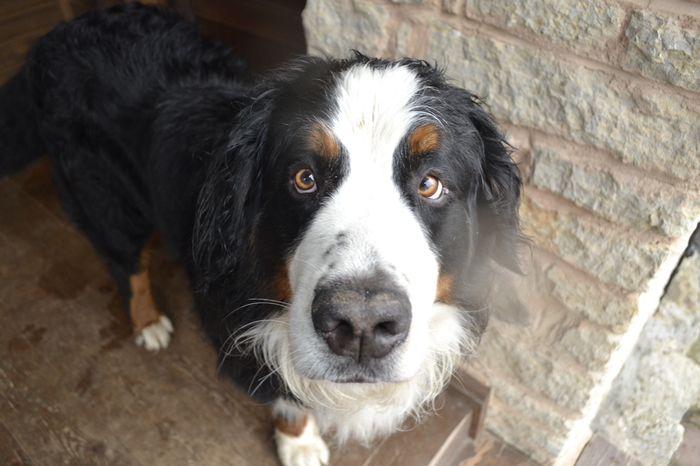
[331,64,420,173]
[290,62,439,292]
[322,64,434,281]
[290,62,436,288]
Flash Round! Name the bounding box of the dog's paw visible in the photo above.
[135,315,173,351]
[275,417,329,466]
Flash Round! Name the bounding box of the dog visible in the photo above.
[0,3,523,465]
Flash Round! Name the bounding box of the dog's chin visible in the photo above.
[325,375,383,384]
[290,346,420,385]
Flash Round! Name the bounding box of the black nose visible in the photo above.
[311,285,412,362]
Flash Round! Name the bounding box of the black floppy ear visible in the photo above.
[193,92,277,286]
[468,104,524,275]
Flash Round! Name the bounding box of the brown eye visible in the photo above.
[294,168,317,193]
[418,175,444,199]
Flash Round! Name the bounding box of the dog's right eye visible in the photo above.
[294,168,317,193]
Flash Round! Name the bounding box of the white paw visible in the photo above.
[135,315,173,351]
[276,417,330,466]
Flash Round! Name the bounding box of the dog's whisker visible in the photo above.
[222,300,290,322]
[246,297,290,307]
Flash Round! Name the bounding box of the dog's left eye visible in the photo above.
[418,175,444,200]
[294,168,317,193]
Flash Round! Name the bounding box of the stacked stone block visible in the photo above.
[592,248,700,466]
[302,0,700,463]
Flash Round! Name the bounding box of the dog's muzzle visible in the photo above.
[311,283,412,363]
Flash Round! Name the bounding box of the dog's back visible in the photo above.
[0,67,45,177]
[0,3,252,350]
[0,2,248,178]
[0,2,250,275]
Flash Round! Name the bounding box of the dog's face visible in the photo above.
[195,55,521,413]
[284,64,476,384]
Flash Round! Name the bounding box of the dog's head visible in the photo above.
[194,54,522,428]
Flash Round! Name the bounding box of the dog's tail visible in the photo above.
[0,68,45,177]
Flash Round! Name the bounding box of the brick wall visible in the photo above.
[302,1,700,464]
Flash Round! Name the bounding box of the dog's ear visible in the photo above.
[193,91,279,285]
[467,102,525,275]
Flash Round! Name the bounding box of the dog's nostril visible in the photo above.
[334,320,355,338]
[315,314,351,334]
[374,320,400,336]
[368,319,408,359]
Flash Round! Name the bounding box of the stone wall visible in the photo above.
[592,233,700,465]
[302,1,700,464]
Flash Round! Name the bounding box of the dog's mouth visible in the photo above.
[334,375,373,384]
[301,365,410,385]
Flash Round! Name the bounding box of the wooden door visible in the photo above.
[184,0,307,70]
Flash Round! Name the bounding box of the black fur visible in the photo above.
[0,3,523,405]
[0,68,46,176]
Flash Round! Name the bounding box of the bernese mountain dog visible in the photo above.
[0,3,523,465]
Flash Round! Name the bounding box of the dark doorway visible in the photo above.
[177,0,307,70]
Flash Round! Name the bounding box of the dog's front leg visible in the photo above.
[273,399,329,466]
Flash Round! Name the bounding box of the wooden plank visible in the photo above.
[0,175,279,465]
[1,371,140,466]
[194,0,305,46]
[452,373,492,438]
[575,435,643,466]
[0,28,49,70]
[0,1,91,80]
[198,18,305,69]
[430,400,474,466]
[0,269,269,465]
[370,386,472,466]
[454,434,538,466]
[57,0,74,20]
[330,385,474,466]
[0,64,22,85]
[0,421,35,466]
[0,3,62,45]
[9,158,65,219]
[0,0,53,21]
[0,184,151,465]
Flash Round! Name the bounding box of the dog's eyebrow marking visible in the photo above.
[408,123,440,156]
[308,122,340,159]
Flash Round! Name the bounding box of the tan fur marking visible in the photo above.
[409,123,440,156]
[129,237,163,333]
[308,122,339,159]
[274,414,308,438]
[436,273,454,304]
[274,263,292,303]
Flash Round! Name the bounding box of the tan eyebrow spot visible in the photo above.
[308,122,340,159]
[408,123,440,156]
